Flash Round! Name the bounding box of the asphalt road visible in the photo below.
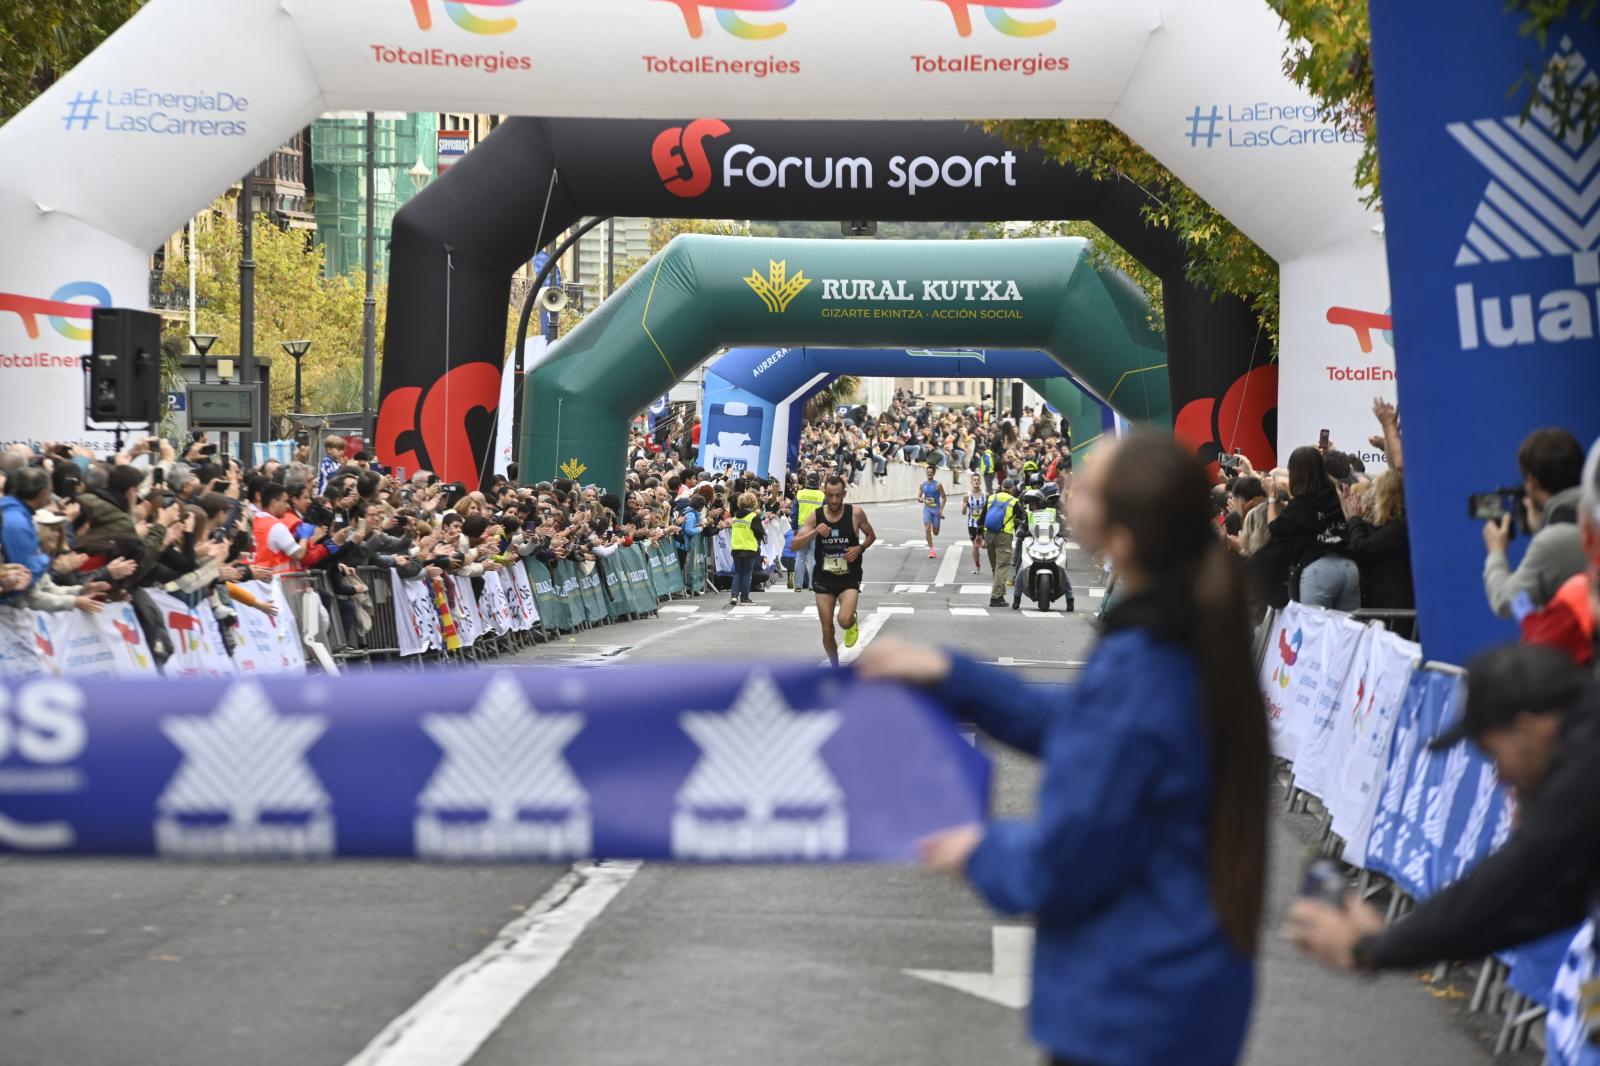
[0,503,1531,1066]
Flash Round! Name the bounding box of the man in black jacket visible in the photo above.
[1285,643,1600,982]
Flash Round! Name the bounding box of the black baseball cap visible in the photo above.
[1429,643,1586,750]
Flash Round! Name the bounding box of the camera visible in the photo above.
[1468,486,1528,535]
[304,501,336,527]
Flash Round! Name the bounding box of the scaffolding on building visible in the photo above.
[310,113,438,279]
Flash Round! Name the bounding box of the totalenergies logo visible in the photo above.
[930,0,1061,37]
[654,118,732,198]
[1326,306,1394,354]
[1270,626,1302,690]
[409,0,522,34]
[657,0,796,39]
[0,281,110,342]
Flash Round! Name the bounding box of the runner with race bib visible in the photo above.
[791,474,877,666]
[920,464,946,559]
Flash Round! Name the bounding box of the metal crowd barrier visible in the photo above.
[1261,604,1548,1057]
[279,537,714,671]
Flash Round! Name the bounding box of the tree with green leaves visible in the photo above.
[0,1,146,123]
[164,201,383,417]
[985,120,1281,351]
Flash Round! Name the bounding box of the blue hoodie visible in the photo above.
[935,622,1254,1065]
[0,495,48,604]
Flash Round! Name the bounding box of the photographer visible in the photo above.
[1484,427,1588,620]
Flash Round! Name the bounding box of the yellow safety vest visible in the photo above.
[731,512,759,552]
[796,488,825,524]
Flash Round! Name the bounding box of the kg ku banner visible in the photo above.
[0,664,989,863]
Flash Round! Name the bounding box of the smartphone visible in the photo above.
[151,468,165,486]
[1318,428,1331,449]
[1301,857,1347,907]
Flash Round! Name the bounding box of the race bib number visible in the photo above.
[823,555,849,575]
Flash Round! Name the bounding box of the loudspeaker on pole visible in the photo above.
[89,307,163,425]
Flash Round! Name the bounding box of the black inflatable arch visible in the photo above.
[377,118,1275,487]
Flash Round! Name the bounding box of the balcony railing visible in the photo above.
[149,270,208,312]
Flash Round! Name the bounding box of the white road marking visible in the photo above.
[892,583,929,594]
[659,605,700,614]
[730,604,771,616]
[828,608,894,667]
[904,926,1033,1010]
[1022,611,1069,620]
[949,608,990,617]
[959,585,991,596]
[933,544,963,587]
[1089,588,1106,599]
[346,861,642,1066]
[874,606,915,615]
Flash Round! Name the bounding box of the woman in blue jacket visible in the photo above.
[859,434,1270,1066]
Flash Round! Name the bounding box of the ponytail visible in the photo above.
[1193,539,1271,955]
[1102,434,1271,957]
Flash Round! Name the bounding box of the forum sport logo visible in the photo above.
[658,0,795,39]
[650,118,1023,199]
[654,119,733,198]
[410,0,522,33]
[1450,36,1599,353]
[931,0,1061,37]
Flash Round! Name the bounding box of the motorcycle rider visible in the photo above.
[1014,480,1075,613]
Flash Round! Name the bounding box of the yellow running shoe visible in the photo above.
[843,618,860,648]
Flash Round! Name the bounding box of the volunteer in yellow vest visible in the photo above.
[793,474,826,592]
[727,491,765,609]
[984,478,1022,607]
[792,474,878,667]
[980,447,998,495]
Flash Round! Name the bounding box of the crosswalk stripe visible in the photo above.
[958,585,991,595]
[729,605,771,616]
[659,605,699,614]
[1089,588,1106,598]
[874,606,915,615]
[949,608,989,617]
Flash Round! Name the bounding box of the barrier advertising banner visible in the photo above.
[0,665,990,862]
[1368,4,1600,664]
[1287,614,1372,801]
[1259,603,1338,761]
[1325,628,1421,866]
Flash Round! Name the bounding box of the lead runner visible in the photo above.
[790,474,876,666]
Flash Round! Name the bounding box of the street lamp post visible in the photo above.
[189,333,218,385]
[281,340,312,415]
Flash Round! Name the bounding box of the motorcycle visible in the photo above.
[1015,486,1074,613]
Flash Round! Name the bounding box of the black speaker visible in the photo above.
[89,308,162,424]
[1011,382,1024,421]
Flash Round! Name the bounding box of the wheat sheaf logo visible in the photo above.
[744,259,812,313]
[560,457,588,480]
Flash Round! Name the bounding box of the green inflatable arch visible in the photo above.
[520,236,1167,487]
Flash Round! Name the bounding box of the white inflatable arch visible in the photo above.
[0,0,1389,458]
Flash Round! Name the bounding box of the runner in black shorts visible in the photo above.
[961,472,987,575]
[790,474,877,666]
